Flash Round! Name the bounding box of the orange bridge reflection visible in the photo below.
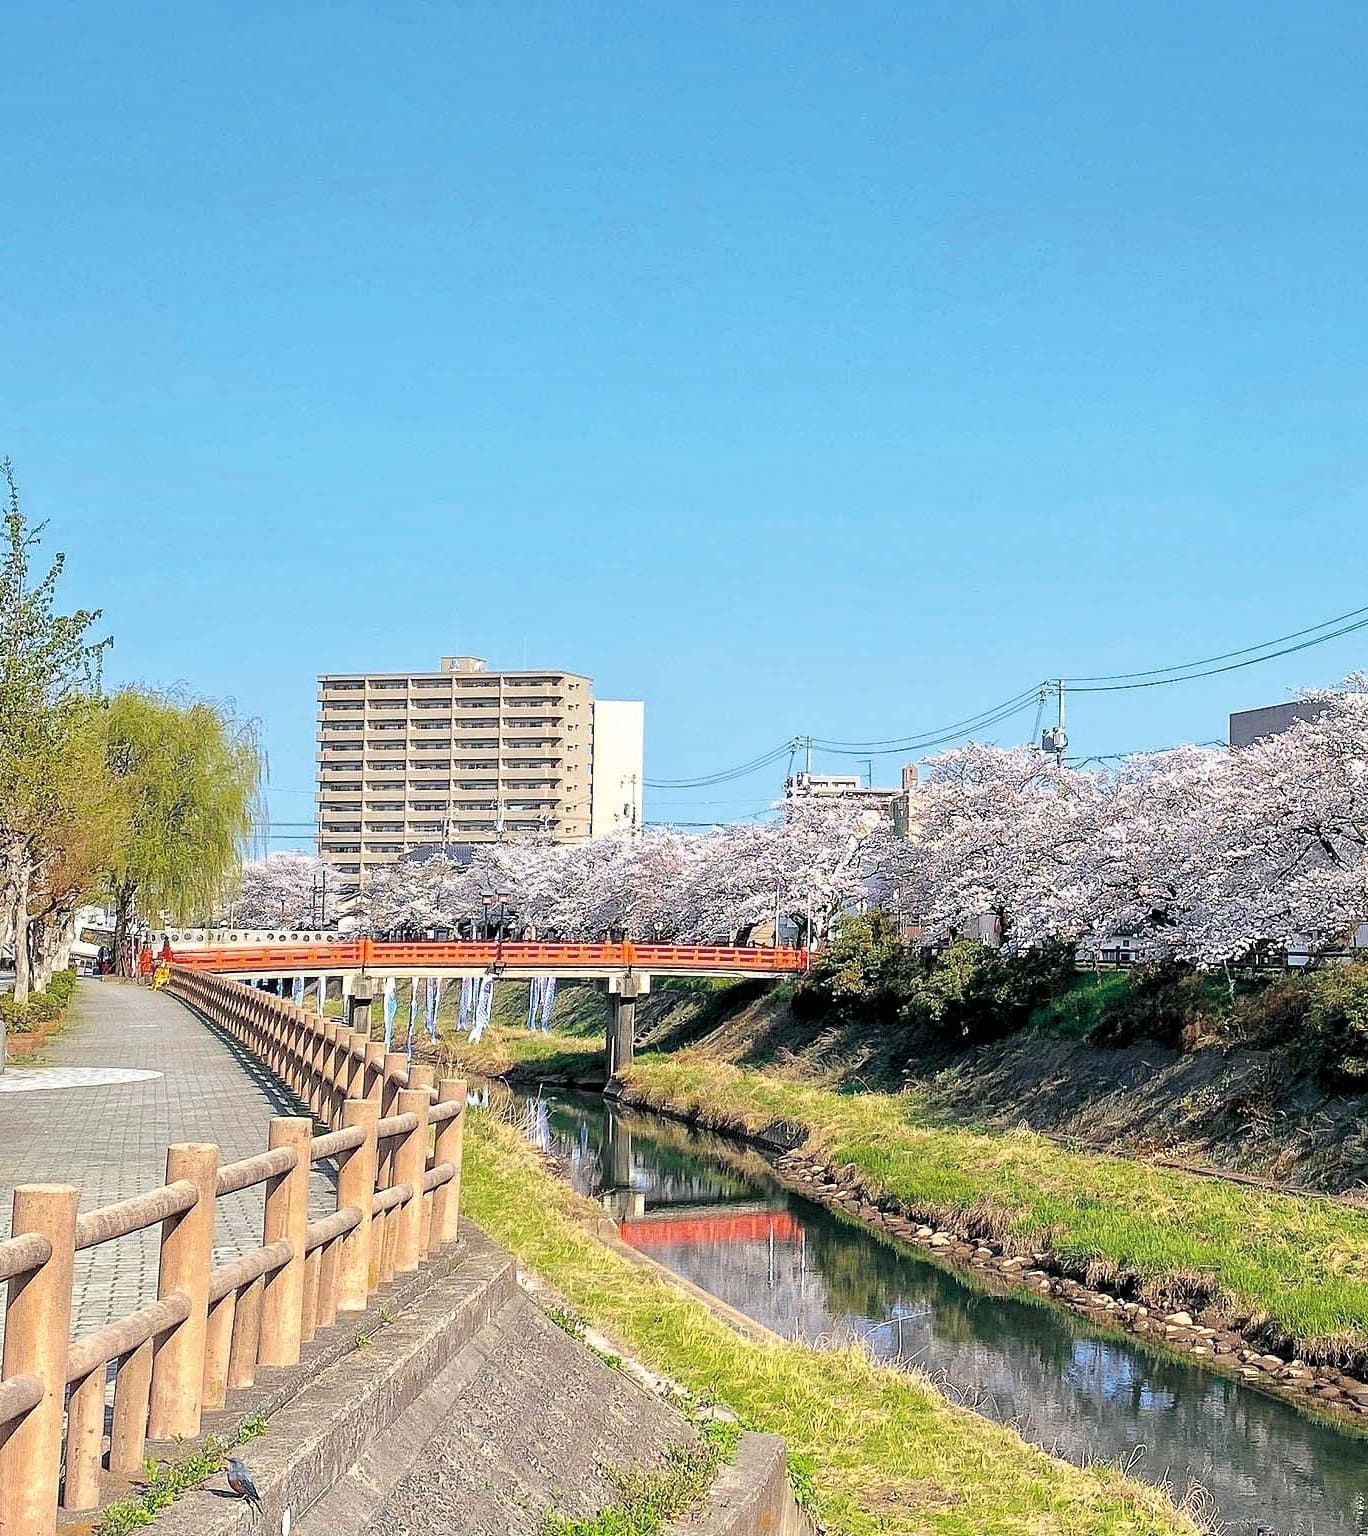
[619,1208,801,1249]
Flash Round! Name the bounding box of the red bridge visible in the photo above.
[168,938,808,981]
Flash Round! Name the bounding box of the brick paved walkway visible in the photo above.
[0,980,334,1332]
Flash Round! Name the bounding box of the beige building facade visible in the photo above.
[316,655,643,881]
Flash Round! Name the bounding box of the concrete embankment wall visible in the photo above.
[148,1224,813,1536]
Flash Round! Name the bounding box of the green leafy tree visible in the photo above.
[101,688,263,966]
[0,459,110,1008]
[21,704,123,991]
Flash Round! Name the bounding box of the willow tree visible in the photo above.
[0,459,110,1004]
[101,688,262,964]
[22,704,123,991]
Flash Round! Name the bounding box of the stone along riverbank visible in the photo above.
[608,1058,1368,1419]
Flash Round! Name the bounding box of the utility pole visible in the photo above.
[1042,680,1068,764]
[805,735,813,775]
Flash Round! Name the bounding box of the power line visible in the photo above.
[809,686,1043,751]
[1068,739,1228,766]
[1067,613,1368,692]
[644,740,796,790]
[1068,602,1368,683]
[814,696,1041,759]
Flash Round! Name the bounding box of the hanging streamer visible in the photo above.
[540,975,557,1031]
[525,979,539,1031]
[458,976,473,1034]
[292,975,305,1007]
[316,975,328,1016]
[405,978,421,1056]
[425,977,442,1042]
[470,976,496,1044]
[382,976,398,1051]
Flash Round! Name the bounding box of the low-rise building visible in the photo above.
[1228,700,1324,749]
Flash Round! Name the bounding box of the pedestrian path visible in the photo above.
[0,980,333,1331]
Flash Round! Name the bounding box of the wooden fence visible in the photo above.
[0,968,465,1536]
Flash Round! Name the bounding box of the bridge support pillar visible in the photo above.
[606,975,641,1084]
[345,978,377,1035]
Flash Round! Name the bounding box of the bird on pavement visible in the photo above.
[226,1457,263,1516]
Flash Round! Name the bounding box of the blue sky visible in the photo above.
[4,3,1367,844]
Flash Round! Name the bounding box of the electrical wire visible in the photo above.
[1067,602,1368,684]
[810,686,1044,751]
[816,696,1041,757]
[1067,613,1368,692]
[644,739,796,790]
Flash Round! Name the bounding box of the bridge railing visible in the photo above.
[0,970,464,1536]
[168,939,810,974]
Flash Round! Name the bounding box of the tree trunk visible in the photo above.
[26,907,69,995]
[114,881,137,976]
[11,852,32,1006]
[48,909,78,978]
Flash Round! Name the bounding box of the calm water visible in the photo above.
[508,1087,1367,1536]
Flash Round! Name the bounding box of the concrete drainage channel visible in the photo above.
[132,1225,813,1536]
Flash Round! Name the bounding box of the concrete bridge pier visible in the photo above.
[345,977,378,1031]
[605,973,648,1082]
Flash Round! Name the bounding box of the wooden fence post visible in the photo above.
[149,1143,218,1440]
[108,1338,153,1476]
[337,1099,377,1311]
[407,1065,435,1256]
[394,1087,429,1274]
[434,1077,467,1244]
[258,1118,312,1367]
[0,1184,78,1536]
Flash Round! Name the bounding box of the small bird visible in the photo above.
[226,1457,263,1517]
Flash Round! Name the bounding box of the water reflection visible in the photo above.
[510,1088,1368,1536]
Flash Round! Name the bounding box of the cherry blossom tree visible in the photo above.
[346,683,1368,971]
[224,853,345,930]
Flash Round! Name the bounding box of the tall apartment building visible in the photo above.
[316,656,644,882]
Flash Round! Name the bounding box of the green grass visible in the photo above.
[543,1419,740,1535]
[1029,971,1133,1038]
[441,1021,603,1080]
[464,1111,1200,1536]
[618,1057,1368,1368]
[94,1413,268,1534]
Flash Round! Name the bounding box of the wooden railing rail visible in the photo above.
[0,966,466,1536]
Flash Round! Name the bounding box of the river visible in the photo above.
[505,1086,1367,1536]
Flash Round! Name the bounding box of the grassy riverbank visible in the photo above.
[443,1020,602,1081]
[616,1057,1368,1368]
[462,1110,1201,1536]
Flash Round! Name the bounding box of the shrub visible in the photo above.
[1234,974,1311,1047]
[1297,963,1368,1087]
[796,911,904,1015]
[899,938,1076,1046]
[0,968,80,1034]
[1086,961,1228,1049]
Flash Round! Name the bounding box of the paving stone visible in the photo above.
[0,980,335,1333]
